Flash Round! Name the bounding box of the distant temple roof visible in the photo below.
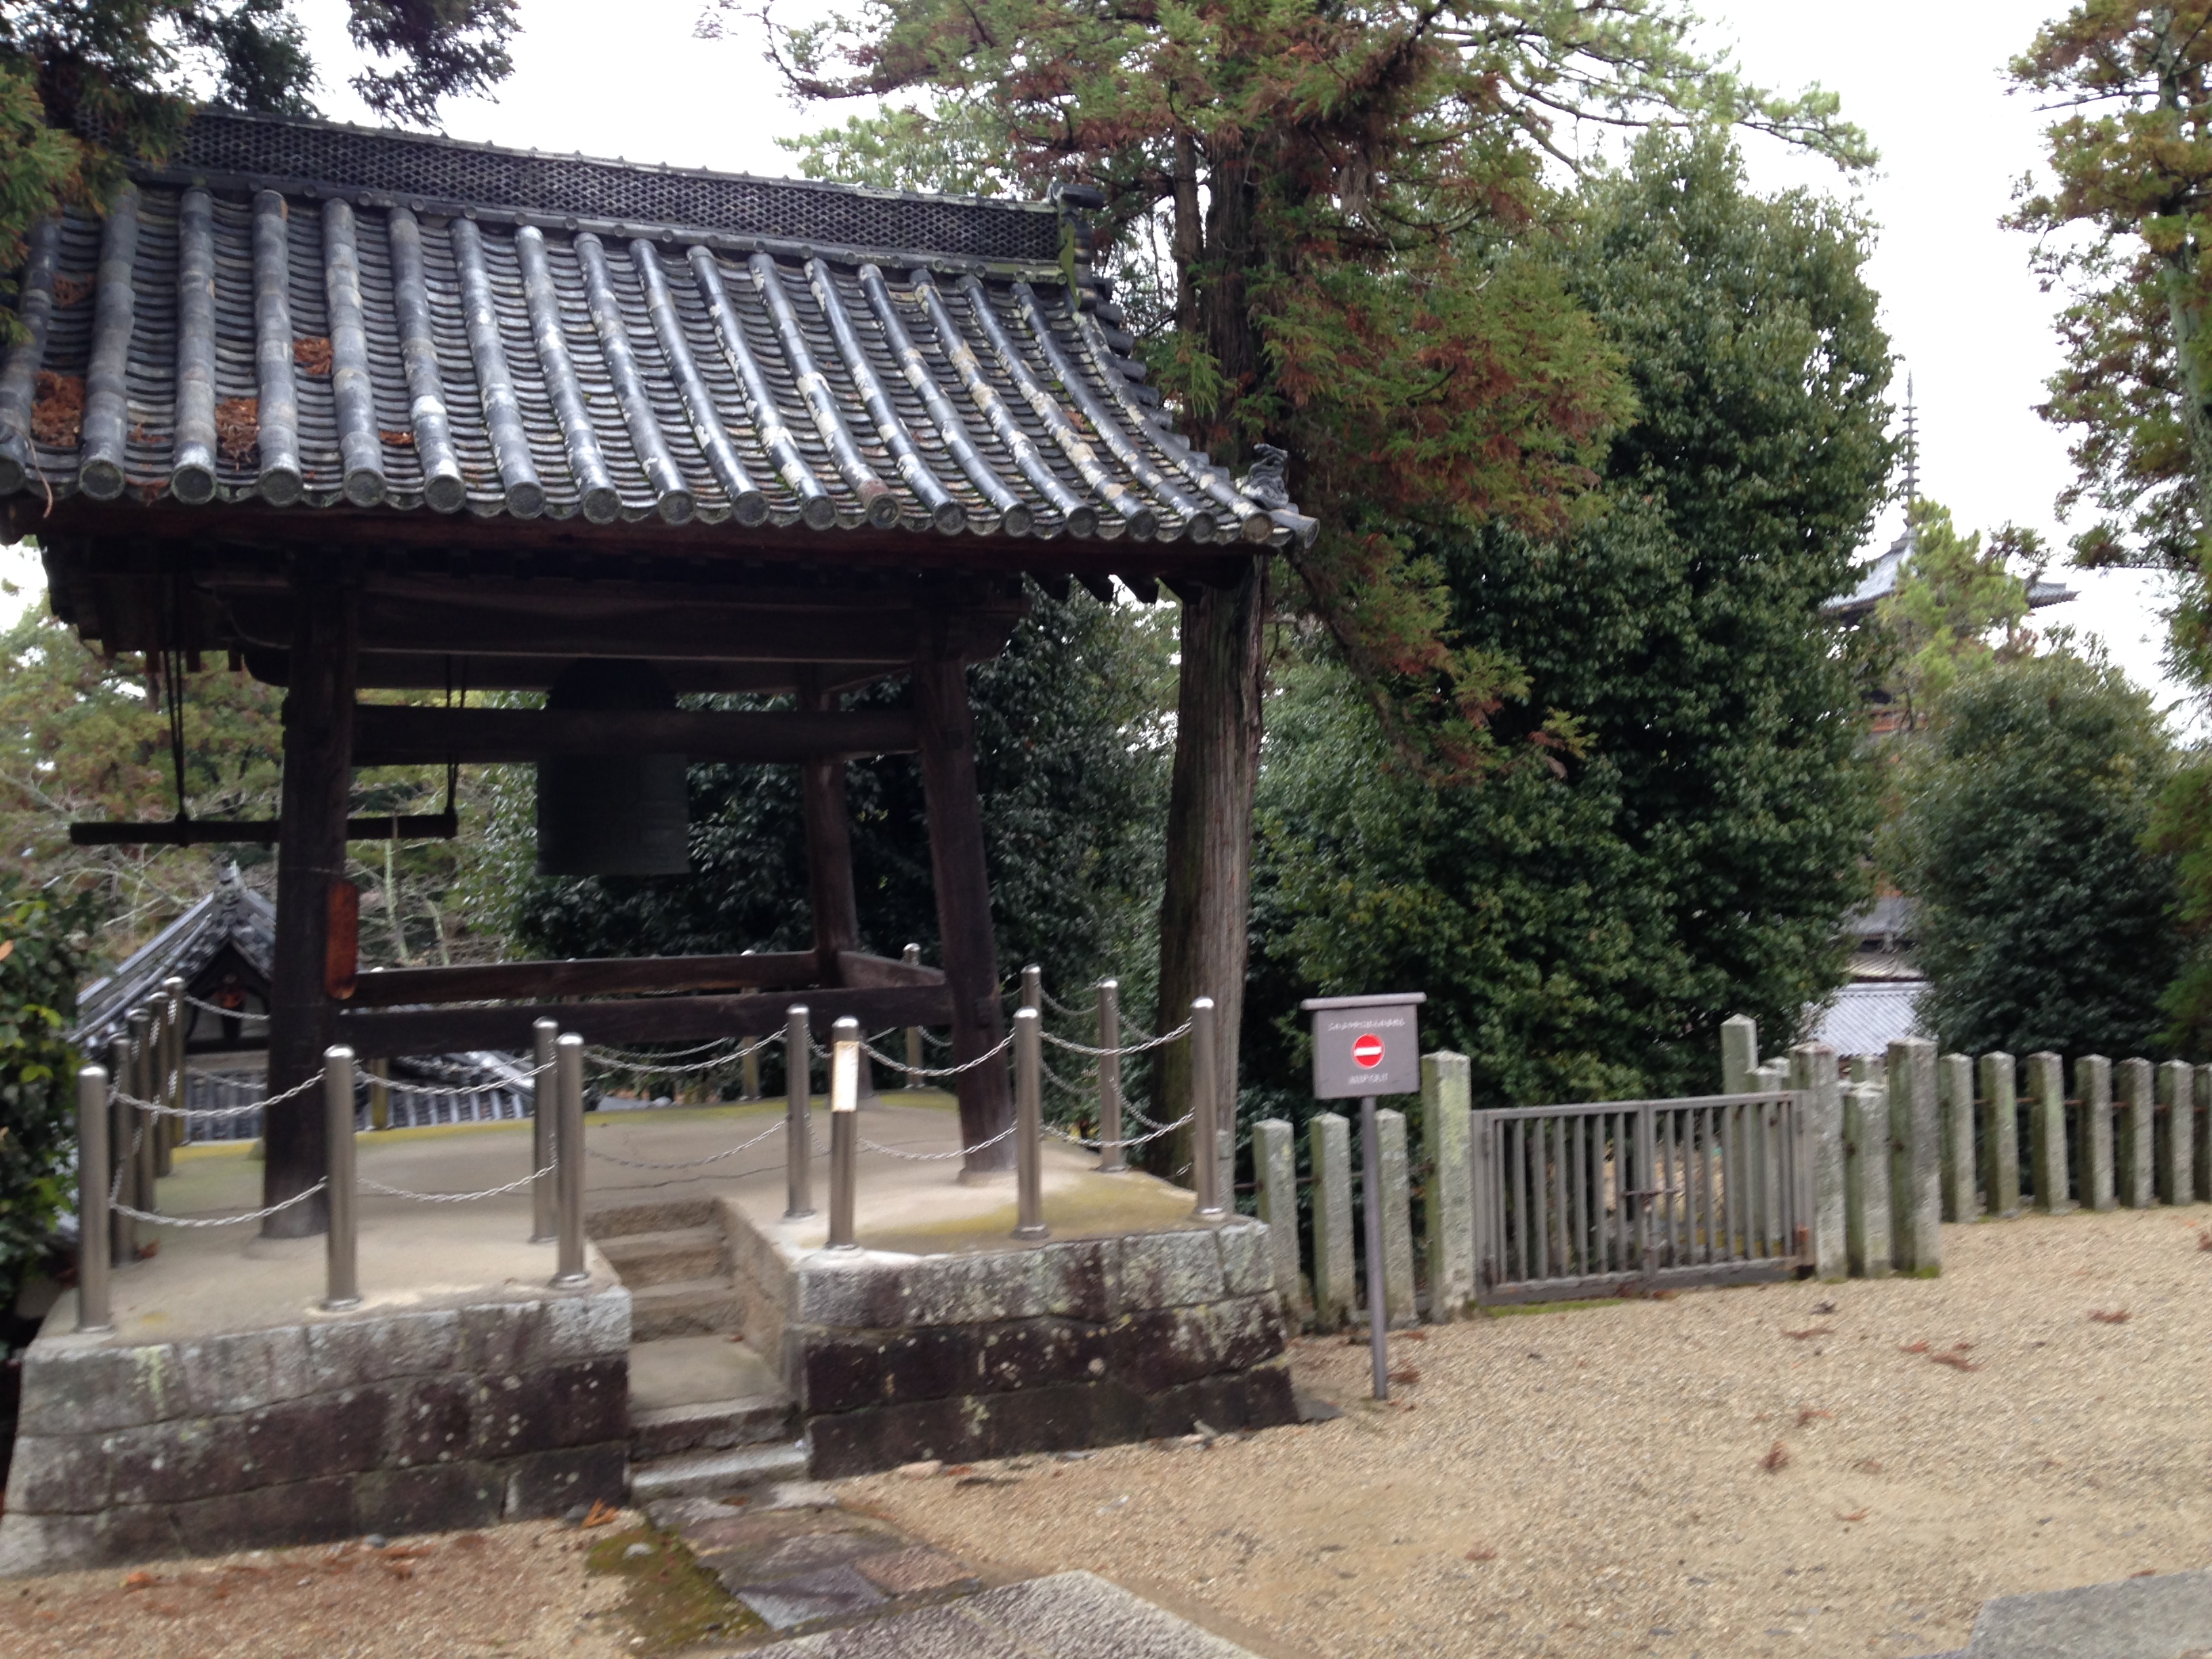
[1824,522,2078,625]
[0,110,1310,548]
[72,865,272,1049]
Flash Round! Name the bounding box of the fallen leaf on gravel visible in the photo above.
[1389,1366,1421,1386]
[380,1561,415,1580]
[1783,1326,1832,1340]
[1465,1545,1499,1561]
[957,1475,1021,1488]
[2198,1228,2212,1251]
[123,1571,157,1590]
[1810,1299,1838,1315]
[1400,1329,1427,1343]
[1853,1458,1883,1474]
[1900,1340,1931,1353]
[375,1545,433,1560]
[581,1501,621,1528]
[2133,1570,2158,1578]
[2089,1309,2131,1324]
[1797,1408,1833,1427]
[1931,1351,1982,1372]
[1761,1441,1790,1472]
[1835,1509,1868,1523]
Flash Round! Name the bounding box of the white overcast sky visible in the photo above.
[12,1,2190,720]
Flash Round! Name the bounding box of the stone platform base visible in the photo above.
[0,1285,631,1576]
[726,1202,1297,1479]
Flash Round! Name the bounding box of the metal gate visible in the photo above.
[1472,1090,1810,1303]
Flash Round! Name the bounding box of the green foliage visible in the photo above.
[2007,2,2212,576]
[513,585,1175,1036]
[761,0,1868,775]
[0,588,516,970]
[0,873,97,1300]
[0,1,515,341]
[1245,127,1889,1115]
[1871,499,2039,733]
[1893,649,2180,1059]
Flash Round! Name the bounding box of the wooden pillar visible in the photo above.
[911,644,1012,1172]
[796,672,876,1103]
[264,575,357,1236]
[796,672,861,986]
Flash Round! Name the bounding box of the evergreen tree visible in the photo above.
[0,1,518,327]
[1894,649,2179,1059]
[752,0,1870,1140]
[1246,128,1890,1113]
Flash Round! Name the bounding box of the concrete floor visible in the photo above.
[81,1093,1206,1341]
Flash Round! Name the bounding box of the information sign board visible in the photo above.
[1300,993,1425,1100]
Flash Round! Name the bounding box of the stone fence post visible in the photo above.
[1420,1052,1475,1321]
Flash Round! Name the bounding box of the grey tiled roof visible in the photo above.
[0,112,1309,548]
[71,865,274,1049]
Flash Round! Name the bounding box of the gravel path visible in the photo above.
[844,1206,2212,1659]
[0,1519,632,1659]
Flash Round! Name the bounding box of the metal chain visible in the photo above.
[1047,1109,1194,1152]
[182,991,263,1019]
[1042,1062,1095,1097]
[587,1033,781,1075]
[1040,986,1097,1020]
[855,1031,1015,1080]
[859,1122,1019,1162]
[114,1065,326,1118]
[111,1179,327,1229]
[380,1065,549,1099]
[360,1163,555,1203]
[584,1117,788,1170]
[920,1028,951,1049]
[1042,1022,1192,1059]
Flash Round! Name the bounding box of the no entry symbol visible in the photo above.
[1351,1033,1385,1069]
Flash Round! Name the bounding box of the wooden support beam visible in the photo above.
[350,951,819,1007]
[224,590,1021,666]
[265,577,357,1237]
[350,705,920,765]
[336,984,953,1059]
[836,949,947,989]
[798,672,863,988]
[913,639,1013,1172]
[69,813,457,846]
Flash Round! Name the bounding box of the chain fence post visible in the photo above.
[108,1033,136,1265]
[1191,996,1223,1218]
[903,943,924,1088]
[1021,963,1042,1012]
[530,1017,558,1242]
[554,1033,589,1286]
[827,1017,861,1248]
[368,1059,390,1132]
[1014,1006,1048,1240]
[129,1008,159,1219]
[785,1004,815,1218]
[1096,978,1126,1174]
[76,1065,113,1332]
[160,977,185,1174]
[324,1045,361,1309]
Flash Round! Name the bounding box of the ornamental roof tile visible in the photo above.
[0,112,1310,550]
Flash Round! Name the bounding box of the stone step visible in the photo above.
[628,1439,811,1503]
[588,1197,721,1240]
[598,1225,727,1287]
[630,1277,747,1342]
[630,1391,794,1460]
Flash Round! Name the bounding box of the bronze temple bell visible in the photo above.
[535,661,691,876]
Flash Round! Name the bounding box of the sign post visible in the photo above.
[1301,992,1425,1400]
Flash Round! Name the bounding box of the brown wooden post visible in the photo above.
[796,670,876,1102]
[796,670,862,987]
[264,573,358,1235]
[911,642,1012,1172]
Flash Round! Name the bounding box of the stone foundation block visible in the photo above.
[306,1308,462,1389]
[354,1463,504,1536]
[14,1343,186,1437]
[502,1443,627,1519]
